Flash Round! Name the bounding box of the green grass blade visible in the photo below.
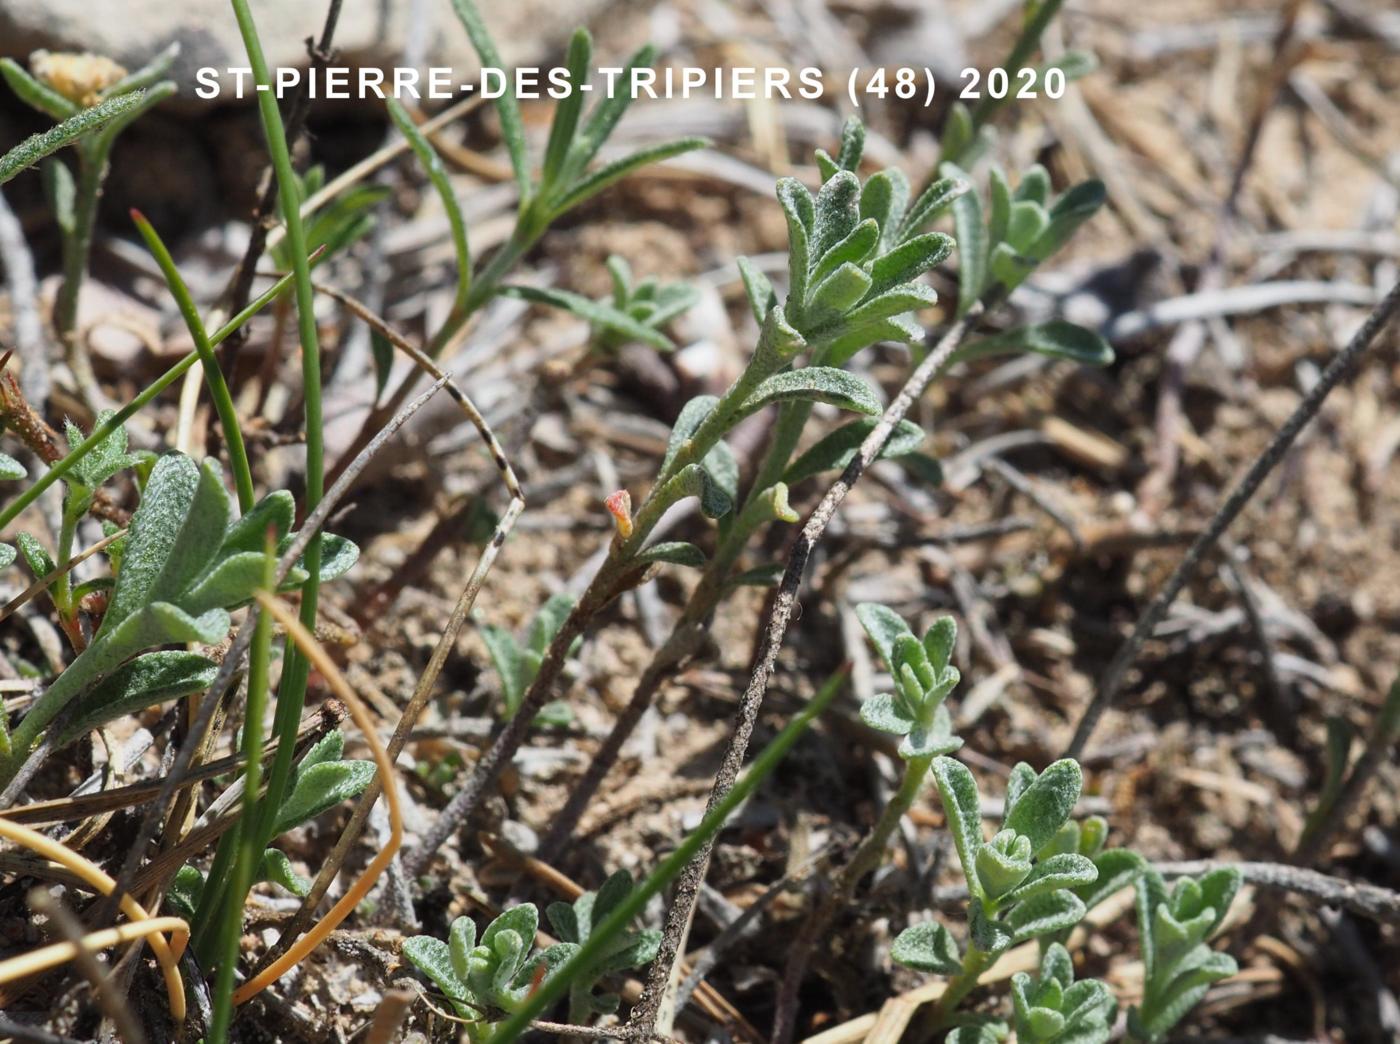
[449,0,531,198]
[130,208,255,510]
[0,263,302,535]
[551,137,707,218]
[227,0,326,861]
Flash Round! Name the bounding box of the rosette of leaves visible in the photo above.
[1010,942,1116,1044]
[478,592,580,725]
[545,870,661,1022]
[892,758,1096,975]
[941,161,1106,318]
[452,0,706,278]
[402,904,575,1041]
[504,255,699,357]
[739,117,963,366]
[0,453,357,778]
[167,730,376,913]
[855,604,963,760]
[1127,867,1240,1042]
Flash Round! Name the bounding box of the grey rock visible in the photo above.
[0,0,614,107]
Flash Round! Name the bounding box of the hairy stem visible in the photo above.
[54,143,105,405]
[1066,276,1400,759]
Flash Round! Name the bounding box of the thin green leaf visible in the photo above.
[0,58,79,120]
[500,284,674,351]
[636,541,706,568]
[899,175,969,242]
[566,43,657,177]
[449,0,530,196]
[541,29,592,188]
[953,320,1114,367]
[386,97,471,312]
[551,137,707,217]
[783,418,924,486]
[53,650,216,746]
[735,367,881,420]
[868,233,954,296]
[943,163,987,315]
[0,90,146,185]
[737,256,776,325]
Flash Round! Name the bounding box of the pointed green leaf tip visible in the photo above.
[954,320,1113,368]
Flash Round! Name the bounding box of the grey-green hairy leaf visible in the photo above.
[54,650,216,747]
[783,418,924,487]
[736,368,881,421]
[890,920,962,975]
[954,321,1113,368]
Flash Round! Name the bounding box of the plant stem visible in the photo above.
[928,942,991,1029]
[628,314,974,1037]
[227,0,325,847]
[54,142,105,405]
[772,752,933,1043]
[51,504,78,616]
[843,754,934,894]
[207,541,276,1042]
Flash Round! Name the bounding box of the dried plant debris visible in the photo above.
[0,0,1398,1041]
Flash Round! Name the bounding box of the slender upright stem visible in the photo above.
[928,942,991,1029]
[226,0,326,874]
[207,542,276,1042]
[840,754,934,894]
[51,505,78,616]
[629,316,974,1037]
[55,143,105,404]
[1066,277,1400,758]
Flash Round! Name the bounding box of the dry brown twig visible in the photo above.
[1067,275,1400,758]
[628,312,979,1037]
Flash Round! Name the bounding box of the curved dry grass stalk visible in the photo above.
[0,818,187,1019]
[246,286,525,978]
[0,914,188,1004]
[230,591,402,1005]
